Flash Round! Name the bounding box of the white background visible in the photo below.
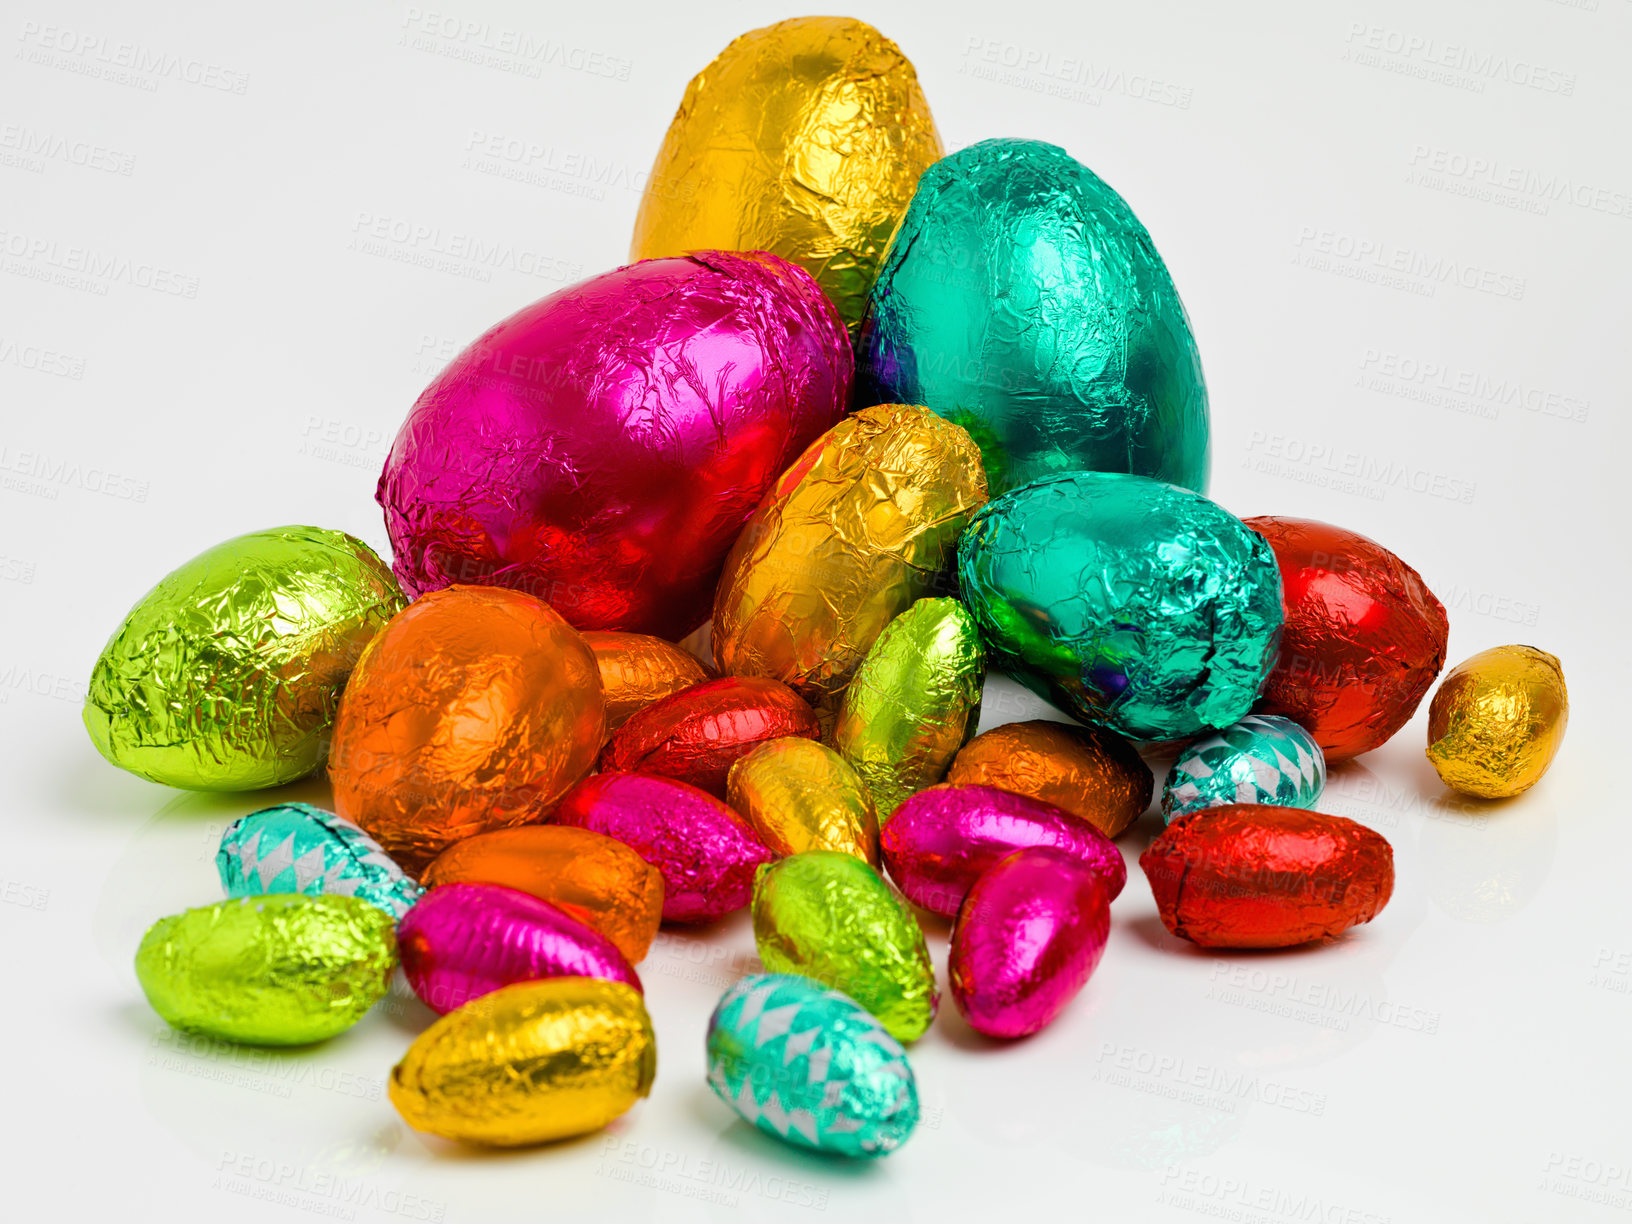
[3,1,1626,1220]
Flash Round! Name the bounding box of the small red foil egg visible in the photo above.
[1245,516,1448,761]
[950,847,1111,1039]
[1139,805,1394,948]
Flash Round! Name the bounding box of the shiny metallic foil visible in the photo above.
[630,17,942,336]
[390,978,656,1147]
[752,850,937,1043]
[834,598,984,818]
[135,895,397,1046]
[946,720,1151,838]
[859,138,1210,497]
[1139,805,1394,948]
[582,631,712,734]
[1163,714,1326,822]
[329,586,604,874]
[959,472,1282,741]
[714,404,988,730]
[377,253,850,639]
[1426,645,1568,798]
[85,526,403,791]
[217,803,422,919]
[422,825,663,962]
[1246,516,1447,762]
[727,737,879,864]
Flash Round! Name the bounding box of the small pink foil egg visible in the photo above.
[398,882,640,1014]
[550,772,773,923]
[881,784,1126,917]
[950,847,1111,1039]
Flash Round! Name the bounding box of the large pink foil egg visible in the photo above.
[950,847,1111,1039]
[398,882,640,1014]
[881,784,1126,917]
[377,252,852,639]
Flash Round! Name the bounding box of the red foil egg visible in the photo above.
[1245,516,1448,761]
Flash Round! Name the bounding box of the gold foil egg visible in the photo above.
[389,977,656,1147]
[947,719,1153,838]
[630,17,942,335]
[581,631,712,733]
[727,736,879,864]
[1425,645,1568,798]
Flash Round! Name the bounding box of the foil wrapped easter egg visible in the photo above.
[598,675,819,796]
[377,253,850,639]
[398,883,639,1014]
[859,138,1209,497]
[1140,805,1394,948]
[833,598,985,818]
[582,631,711,733]
[217,802,421,919]
[134,895,396,1045]
[1426,645,1568,798]
[1245,516,1448,761]
[329,586,603,874]
[1163,714,1326,822]
[950,847,1111,1039]
[390,978,655,1147]
[84,526,403,790]
[714,403,988,728]
[707,973,919,1158]
[752,850,937,1043]
[726,737,879,864]
[421,826,663,962]
[631,17,942,336]
[959,472,1282,741]
[550,772,772,922]
[882,784,1126,917]
[946,720,1151,838]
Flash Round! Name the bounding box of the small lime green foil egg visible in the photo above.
[752,850,937,1043]
[134,895,397,1045]
[727,737,880,865]
[834,598,985,818]
[85,526,404,790]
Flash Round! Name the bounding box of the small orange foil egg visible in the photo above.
[582,631,712,733]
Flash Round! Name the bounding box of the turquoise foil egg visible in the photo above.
[706,973,919,1158]
[1163,714,1327,822]
[217,803,422,919]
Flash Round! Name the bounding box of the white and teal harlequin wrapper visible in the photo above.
[1162,715,1326,822]
[706,973,919,1158]
[217,802,422,918]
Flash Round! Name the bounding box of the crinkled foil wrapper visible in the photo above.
[630,17,942,336]
[946,719,1151,838]
[390,978,656,1147]
[752,850,937,1044]
[714,404,988,731]
[1139,805,1394,948]
[1426,645,1567,798]
[1163,714,1326,822]
[834,597,985,818]
[959,472,1282,741]
[727,737,879,865]
[398,882,639,1015]
[85,526,403,791]
[135,895,397,1046]
[377,252,850,639]
[583,631,712,733]
[859,138,1210,497]
[217,802,422,919]
[422,825,663,962]
[329,586,604,874]
[1246,516,1447,762]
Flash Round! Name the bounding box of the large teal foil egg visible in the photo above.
[957,472,1280,741]
[858,138,1209,497]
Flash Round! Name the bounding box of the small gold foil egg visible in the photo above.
[1425,645,1568,799]
[582,630,712,733]
[727,737,879,865]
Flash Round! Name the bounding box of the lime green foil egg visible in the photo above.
[85,526,404,790]
[135,895,398,1045]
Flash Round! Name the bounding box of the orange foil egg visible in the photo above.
[946,720,1152,838]
[330,586,604,873]
[582,631,712,733]
[421,825,664,962]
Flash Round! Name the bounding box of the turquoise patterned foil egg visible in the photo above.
[217,803,422,919]
[1163,715,1327,822]
[706,973,919,1158]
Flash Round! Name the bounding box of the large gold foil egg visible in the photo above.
[1426,645,1567,798]
[630,17,943,336]
[727,736,879,864]
[947,720,1153,838]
